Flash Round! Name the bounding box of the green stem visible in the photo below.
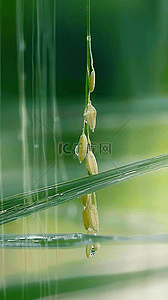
[86,0,90,37]
[85,0,91,108]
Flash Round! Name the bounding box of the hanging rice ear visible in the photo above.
[77,0,99,253]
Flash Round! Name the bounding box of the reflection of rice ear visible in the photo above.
[86,244,92,258]
[93,243,100,252]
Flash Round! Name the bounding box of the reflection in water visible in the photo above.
[86,243,100,258]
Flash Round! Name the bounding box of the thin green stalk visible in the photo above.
[1,153,168,225]
[85,0,91,108]
[84,0,91,139]
[84,0,91,165]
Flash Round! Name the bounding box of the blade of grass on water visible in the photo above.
[1,232,168,248]
[1,153,168,225]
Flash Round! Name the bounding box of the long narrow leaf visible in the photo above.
[1,153,168,225]
[1,233,168,248]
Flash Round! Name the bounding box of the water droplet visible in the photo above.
[18,131,23,141]
[20,73,25,81]
[75,144,79,157]
[54,117,59,122]
[20,40,26,51]
[34,144,39,149]
[83,108,87,117]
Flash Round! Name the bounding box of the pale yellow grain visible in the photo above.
[86,150,98,175]
[78,131,87,163]
[89,69,95,93]
[86,101,97,132]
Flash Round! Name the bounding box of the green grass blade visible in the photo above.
[1,233,168,249]
[1,153,168,225]
[2,267,168,299]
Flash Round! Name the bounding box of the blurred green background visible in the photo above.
[2,0,168,100]
[1,0,168,299]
